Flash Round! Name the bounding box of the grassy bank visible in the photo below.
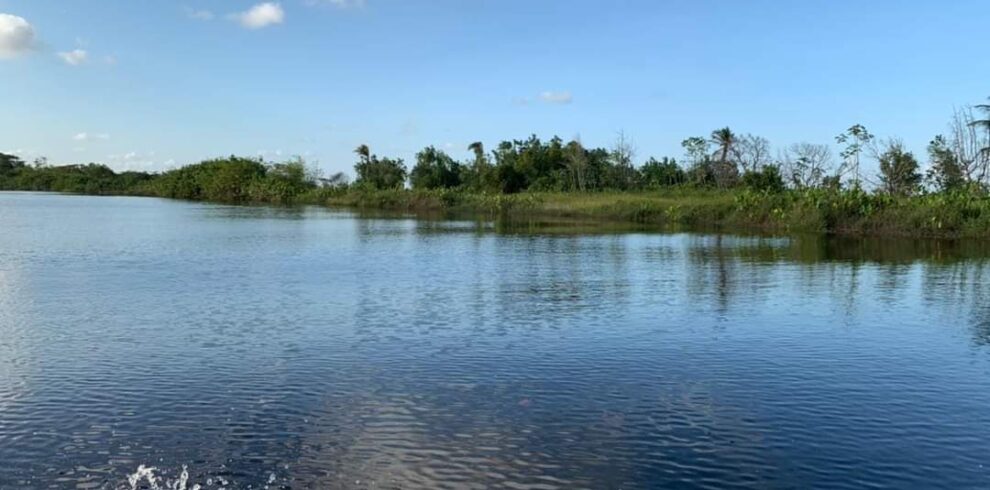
[5,154,990,239]
[315,188,990,239]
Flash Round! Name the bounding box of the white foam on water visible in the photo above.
[122,465,282,490]
[124,465,204,490]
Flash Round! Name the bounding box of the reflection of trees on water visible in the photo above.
[683,235,786,319]
[306,221,990,487]
[490,235,633,331]
[675,234,990,341]
[349,217,990,350]
[204,203,309,221]
[348,228,636,345]
[920,261,990,347]
[685,235,736,318]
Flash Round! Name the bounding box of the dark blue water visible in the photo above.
[1,192,989,489]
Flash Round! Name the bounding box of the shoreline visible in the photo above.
[317,189,990,240]
[4,187,990,240]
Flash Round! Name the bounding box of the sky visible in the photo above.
[1,0,988,177]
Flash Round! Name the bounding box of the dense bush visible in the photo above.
[353,145,407,190]
[409,146,463,190]
[641,157,686,188]
[741,165,786,193]
[0,157,154,194]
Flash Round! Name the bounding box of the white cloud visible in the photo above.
[539,91,573,104]
[107,151,161,171]
[0,13,36,60]
[58,48,88,66]
[73,132,110,142]
[232,3,285,29]
[184,7,215,21]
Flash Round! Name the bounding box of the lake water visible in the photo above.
[2,192,990,489]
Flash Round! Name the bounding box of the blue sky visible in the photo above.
[1,0,988,176]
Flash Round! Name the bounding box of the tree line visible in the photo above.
[0,154,317,204]
[1,97,988,203]
[353,98,990,197]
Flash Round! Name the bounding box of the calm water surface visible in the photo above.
[1,192,990,489]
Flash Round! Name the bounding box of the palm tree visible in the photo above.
[467,142,485,165]
[710,127,736,165]
[710,127,738,187]
[354,144,371,164]
[465,142,488,190]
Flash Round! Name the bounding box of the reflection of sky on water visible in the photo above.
[0,192,989,488]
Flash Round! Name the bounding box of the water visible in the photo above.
[1,192,989,489]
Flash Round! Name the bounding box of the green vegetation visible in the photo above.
[145,156,318,204]
[0,153,320,204]
[4,97,990,238]
[318,188,990,238]
[0,155,154,195]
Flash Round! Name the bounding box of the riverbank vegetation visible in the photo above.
[3,99,990,238]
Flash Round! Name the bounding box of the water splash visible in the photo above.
[125,465,199,490]
[122,465,282,490]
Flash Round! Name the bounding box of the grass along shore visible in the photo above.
[3,154,990,238]
[315,188,990,239]
[3,175,990,238]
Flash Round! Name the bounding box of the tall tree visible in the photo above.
[876,139,921,196]
[948,107,990,185]
[463,141,490,191]
[926,135,965,192]
[710,128,735,167]
[835,124,874,186]
[354,144,370,165]
[609,131,639,190]
[781,143,833,188]
[709,127,739,188]
[564,140,588,191]
[468,142,485,165]
[682,136,713,186]
[735,134,771,173]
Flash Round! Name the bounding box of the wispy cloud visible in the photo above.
[182,7,216,22]
[108,151,162,171]
[73,132,110,142]
[58,49,88,66]
[231,2,285,29]
[0,13,37,60]
[303,0,366,8]
[513,91,574,106]
[184,7,215,21]
[538,91,573,105]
